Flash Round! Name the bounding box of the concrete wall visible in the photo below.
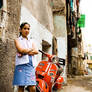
[22,0,54,32]
[52,0,65,13]
[0,0,21,92]
[53,15,67,37]
[53,16,67,83]
[57,37,67,83]
[52,0,67,83]
[0,0,68,91]
[20,6,53,66]
[52,0,67,58]
[21,0,67,68]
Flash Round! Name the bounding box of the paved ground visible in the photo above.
[14,75,92,92]
[58,75,92,92]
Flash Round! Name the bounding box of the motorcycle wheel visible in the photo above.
[36,87,40,92]
[25,86,40,92]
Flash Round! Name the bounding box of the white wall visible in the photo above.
[20,5,67,84]
[53,15,66,37]
[20,6,53,67]
[57,37,67,59]
[57,37,67,84]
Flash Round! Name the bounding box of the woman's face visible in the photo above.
[20,24,30,38]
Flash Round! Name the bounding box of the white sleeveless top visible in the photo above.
[15,36,37,66]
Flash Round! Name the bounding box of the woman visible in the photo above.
[13,22,38,92]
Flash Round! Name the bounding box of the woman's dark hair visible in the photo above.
[19,22,30,36]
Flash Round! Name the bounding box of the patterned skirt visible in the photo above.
[13,56,36,86]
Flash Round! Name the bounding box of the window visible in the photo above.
[0,0,3,9]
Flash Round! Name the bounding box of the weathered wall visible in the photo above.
[53,15,67,37]
[0,0,68,91]
[52,0,67,52]
[52,0,65,14]
[21,0,55,65]
[22,0,54,32]
[57,37,67,83]
[20,6,53,67]
[0,0,21,92]
[52,0,66,37]
[52,0,67,83]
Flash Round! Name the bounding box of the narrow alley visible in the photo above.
[0,0,92,92]
[59,75,92,92]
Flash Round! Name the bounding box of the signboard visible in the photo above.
[77,14,85,28]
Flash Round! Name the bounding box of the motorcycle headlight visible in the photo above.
[51,55,59,63]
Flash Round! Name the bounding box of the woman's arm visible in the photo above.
[28,42,38,55]
[14,39,32,54]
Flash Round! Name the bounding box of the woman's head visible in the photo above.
[19,22,30,37]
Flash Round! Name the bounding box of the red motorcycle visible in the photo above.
[36,50,65,92]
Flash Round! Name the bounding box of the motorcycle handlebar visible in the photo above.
[38,50,46,55]
[38,50,52,59]
[39,50,65,65]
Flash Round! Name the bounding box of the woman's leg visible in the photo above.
[28,85,36,92]
[18,86,24,92]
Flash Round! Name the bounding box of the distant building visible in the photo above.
[66,0,85,75]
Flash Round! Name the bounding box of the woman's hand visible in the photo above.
[28,48,34,55]
[28,48,38,56]
[28,52,35,56]
[17,53,23,57]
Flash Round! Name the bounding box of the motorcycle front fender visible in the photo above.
[53,76,64,90]
[36,79,49,92]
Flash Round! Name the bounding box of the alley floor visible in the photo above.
[15,75,92,92]
[58,75,92,92]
